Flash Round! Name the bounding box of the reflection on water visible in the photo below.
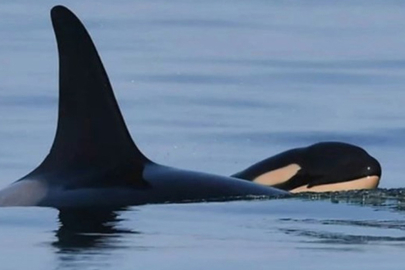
[296,188,405,212]
[279,218,405,246]
[52,209,138,270]
[50,188,405,254]
[0,191,404,270]
[53,208,136,250]
[258,189,405,250]
[281,227,405,245]
[281,218,405,231]
[40,189,405,256]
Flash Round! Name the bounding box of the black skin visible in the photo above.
[2,6,378,208]
[8,6,287,208]
[232,142,382,191]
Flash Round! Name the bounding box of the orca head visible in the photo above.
[277,142,382,193]
[232,142,381,193]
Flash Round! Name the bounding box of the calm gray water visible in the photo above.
[1,1,405,269]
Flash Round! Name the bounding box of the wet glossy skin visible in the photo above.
[0,6,287,208]
[232,142,382,193]
[0,6,382,208]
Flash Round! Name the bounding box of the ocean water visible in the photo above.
[0,1,405,269]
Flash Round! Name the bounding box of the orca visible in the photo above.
[232,142,381,193]
[0,6,288,208]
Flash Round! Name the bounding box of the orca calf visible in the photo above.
[232,142,381,193]
[0,6,288,208]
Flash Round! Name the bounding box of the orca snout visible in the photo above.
[364,155,382,178]
[290,142,382,193]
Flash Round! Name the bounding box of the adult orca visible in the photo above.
[232,142,382,193]
[0,6,288,208]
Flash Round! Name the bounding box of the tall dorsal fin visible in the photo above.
[23,6,149,181]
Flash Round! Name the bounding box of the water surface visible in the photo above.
[0,1,405,269]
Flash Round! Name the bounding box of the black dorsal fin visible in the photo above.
[23,6,149,183]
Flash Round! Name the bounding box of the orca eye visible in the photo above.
[364,158,382,177]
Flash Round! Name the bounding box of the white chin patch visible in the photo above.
[290,175,380,193]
